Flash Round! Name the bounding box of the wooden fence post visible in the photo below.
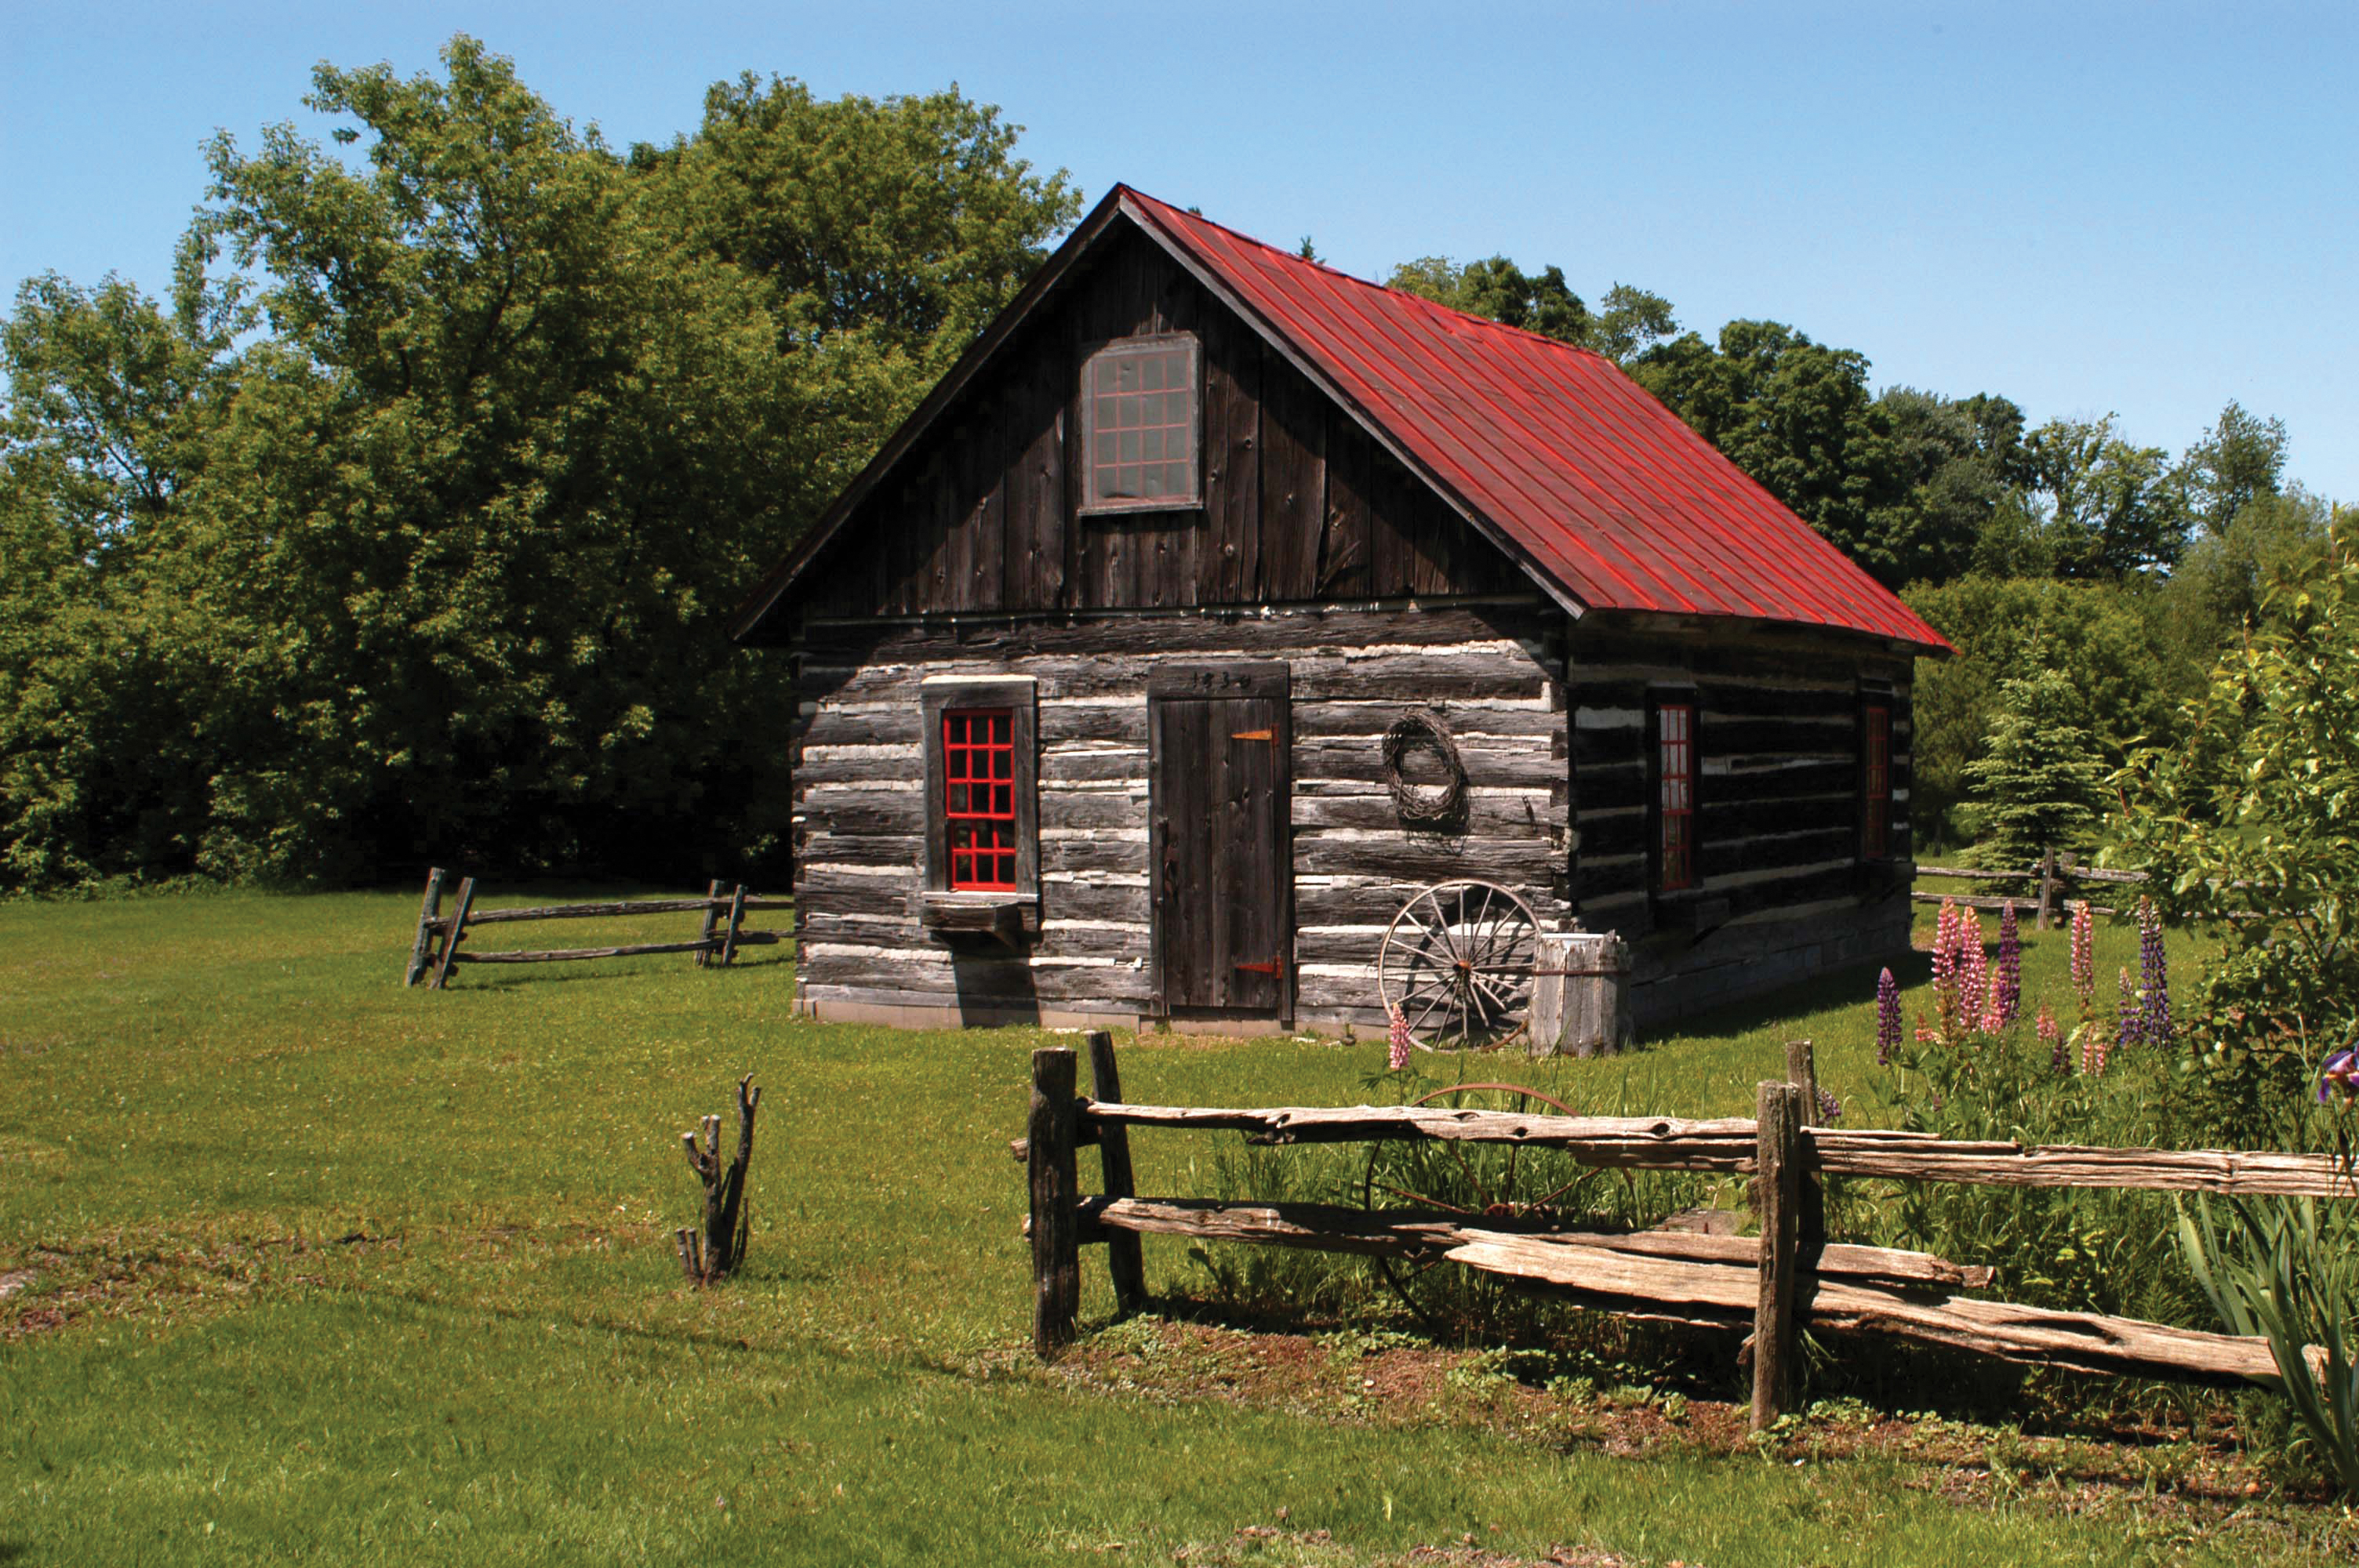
[1029,1047,1081,1358]
[2035,848,2058,931]
[1751,1079,1805,1432]
[1086,1031,1147,1316]
[429,877,477,990]
[719,884,748,967]
[1783,1040,1818,1112]
[694,878,725,967]
[403,867,448,987]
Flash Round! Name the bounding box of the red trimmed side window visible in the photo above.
[1863,704,1892,860]
[1659,702,1696,892]
[1085,341,1197,506]
[943,709,1017,891]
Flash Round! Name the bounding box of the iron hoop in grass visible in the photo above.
[1383,710,1467,826]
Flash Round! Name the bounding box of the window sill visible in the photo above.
[915,891,1040,946]
[1077,499,1204,520]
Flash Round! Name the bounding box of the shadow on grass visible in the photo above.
[1643,952,1935,1047]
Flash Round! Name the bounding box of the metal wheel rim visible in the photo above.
[1361,1080,1588,1329]
[1375,880,1542,1051]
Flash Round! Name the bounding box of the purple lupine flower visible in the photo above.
[2115,964,2143,1061]
[2069,901,2095,1015]
[1996,902,2022,1026]
[1815,1087,1842,1125]
[2036,1004,2063,1071]
[2139,898,2173,1053]
[1387,1003,1412,1071]
[2319,1047,2359,1106]
[1875,967,1901,1065]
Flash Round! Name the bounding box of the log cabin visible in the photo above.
[732,186,1950,1037]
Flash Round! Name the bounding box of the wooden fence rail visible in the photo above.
[1910,851,2149,924]
[1020,1036,2352,1426]
[402,867,789,988]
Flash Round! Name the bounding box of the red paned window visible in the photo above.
[943,709,1018,891]
[1084,339,1198,507]
[1658,702,1696,892]
[1863,704,1892,860]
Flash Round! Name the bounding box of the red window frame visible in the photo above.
[1863,703,1892,860]
[942,708,1018,891]
[1081,337,1199,511]
[1658,702,1697,892]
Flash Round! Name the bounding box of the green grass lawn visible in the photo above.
[0,889,2340,1564]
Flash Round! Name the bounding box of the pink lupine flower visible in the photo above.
[1387,1004,1412,1071]
[2036,1004,2063,1070]
[1959,910,1991,1036]
[2069,900,2095,1014]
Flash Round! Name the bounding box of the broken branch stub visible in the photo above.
[676,1074,761,1286]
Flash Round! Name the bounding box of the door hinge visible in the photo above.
[1230,729,1274,742]
[1234,956,1286,978]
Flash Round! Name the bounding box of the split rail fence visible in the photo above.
[1913,851,2148,925]
[1019,1035,2350,1430]
[402,867,790,988]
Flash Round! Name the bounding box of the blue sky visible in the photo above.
[6,1,2352,499]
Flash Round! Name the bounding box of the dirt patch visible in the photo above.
[1166,1526,1650,1566]
[1049,1316,2359,1562]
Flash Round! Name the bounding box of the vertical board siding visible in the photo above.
[791,604,1565,1023]
[805,228,1517,621]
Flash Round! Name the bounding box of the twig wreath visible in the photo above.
[1382,710,1468,826]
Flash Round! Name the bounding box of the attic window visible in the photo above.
[1081,335,1200,512]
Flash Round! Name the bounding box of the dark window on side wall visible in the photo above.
[1655,699,1698,892]
[1862,702,1892,860]
[921,680,1038,905]
[1080,335,1200,512]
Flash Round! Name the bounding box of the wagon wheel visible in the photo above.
[1360,1081,1597,1330]
[1375,880,1541,1051]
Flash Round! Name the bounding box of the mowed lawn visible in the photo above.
[0,888,2317,1566]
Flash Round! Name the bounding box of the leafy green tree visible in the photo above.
[1387,255,1592,344]
[2180,399,2288,536]
[2021,414,2189,578]
[1385,256,1677,365]
[1904,575,2183,848]
[1960,668,2109,872]
[0,36,1074,890]
[2114,520,2359,1145]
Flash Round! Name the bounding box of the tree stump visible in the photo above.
[675,1073,762,1285]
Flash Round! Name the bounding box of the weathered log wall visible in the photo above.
[791,598,1569,1027]
[1565,618,1916,1027]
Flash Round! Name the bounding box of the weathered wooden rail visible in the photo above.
[1019,1036,2352,1427]
[402,868,790,988]
[1911,851,2148,924]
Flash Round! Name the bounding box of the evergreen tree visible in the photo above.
[1961,668,2110,873]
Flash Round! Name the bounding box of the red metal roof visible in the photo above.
[1119,187,1951,653]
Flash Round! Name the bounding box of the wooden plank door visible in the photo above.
[1148,663,1292,1022]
